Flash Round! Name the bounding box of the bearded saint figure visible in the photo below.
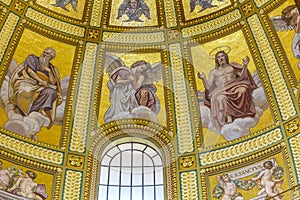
[8,47,62,129]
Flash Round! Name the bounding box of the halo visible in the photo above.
[209,46,231,59]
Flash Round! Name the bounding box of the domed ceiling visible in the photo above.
[0,0,299,199]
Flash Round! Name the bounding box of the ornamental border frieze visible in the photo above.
[248,14,296,121]
[0,4,7,25]
[176,0,237,26]
[0,0,11,6]
[259,6,298,91]
[86,121,177,200]
[180,170,199,200]
[199,142,295,200]
[90,0,104,27]
[25,8,85,37]
[199,128,283,166]
[289,133,300,182]
[169,43,195,154]
[163,0,177,28]
[102,31,165,44]
[70,42,98,153]
[181,9,242,38]
[0,132,64,164]
[92,44,175,135]
[101,0,165,31]
[29,0,93,25]
[63,170,82,200]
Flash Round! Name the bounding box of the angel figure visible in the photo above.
[104,54,162,122]
[117,0,151,22]
[214,174,255,200]
[251,160,284,200]
[51,0,78,11]
[271,5,300,68]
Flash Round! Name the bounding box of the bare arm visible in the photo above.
[27,68,48,86]
[7,178,21,192]
[251,171,264,181]
[271,160,279,173]
[217,175,225,187]
[132,74,145,90]
[115,75,133,87]
[238,56,250,76]
[45,66,56,85]
[198,71,215,90]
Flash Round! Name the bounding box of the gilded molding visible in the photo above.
[0,133,63,164]
[248,14,296,121]
[181,9,241,38]
[90,0,104,27]
[63,170,82,200]
[164,0,177,28]
[169,43,194,153]
[86,120,177,200]
[180,171,199,200]
[199,128,282,166]
[290,134,300,182]
[260,13,297,90]
[0,12,18,63]
[253,0,271,8]
[25,8,85,37]
[0,0,11,5]
[70,43,98,152]
[102,31,165,43]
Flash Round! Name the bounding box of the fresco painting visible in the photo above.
[191,31,272,146]
[0,29,74,146]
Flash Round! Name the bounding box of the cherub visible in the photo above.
[251,160,283,200]
[7,171,43,200]
[216,174,244,200]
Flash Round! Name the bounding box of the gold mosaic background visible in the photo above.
[0,0,299,199]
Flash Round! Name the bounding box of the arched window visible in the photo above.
[98,141,164,200]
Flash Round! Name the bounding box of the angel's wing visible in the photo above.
[271,16,294,32]
[212,184,223,199]
[141,1,151,19]
[141,62,163,85]
[117,1,128,19]
[190,0,196,12]
[150,62,163,82]
[104,54,126,75]
[70,0,78,11]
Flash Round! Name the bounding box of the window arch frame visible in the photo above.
[98,140,165,200]
[85,120,177,200]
